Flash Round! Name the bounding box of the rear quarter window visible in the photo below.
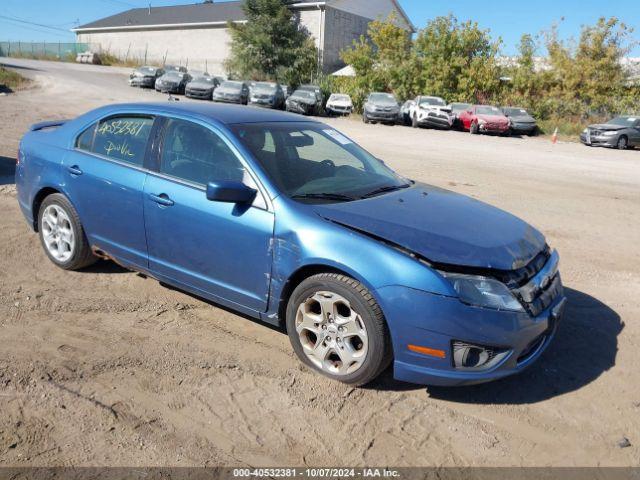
[76,123,97,151]
[92,116,154,166]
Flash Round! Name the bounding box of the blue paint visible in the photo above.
[16,102,566,386]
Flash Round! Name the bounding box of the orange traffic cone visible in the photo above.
[551,127,558,144]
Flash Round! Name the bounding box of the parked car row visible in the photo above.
[369,92,541,137]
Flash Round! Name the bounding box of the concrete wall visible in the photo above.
[322,7,370,73]
[328,0,412,31]
[77,26,232,74]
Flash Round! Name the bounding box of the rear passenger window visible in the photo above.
[160,119,245,185]
[92,116,154,166]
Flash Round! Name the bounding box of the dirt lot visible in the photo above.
[1,58,639,468]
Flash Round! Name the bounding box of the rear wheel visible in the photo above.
[286,273,392,386]
[617,135,628,150]
[38,194,96,270]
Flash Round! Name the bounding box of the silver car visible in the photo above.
[249,82,286,109]
[580,116,640,150]
[363,92,400,125]
[185,74,220,100]
[212,80,250,105]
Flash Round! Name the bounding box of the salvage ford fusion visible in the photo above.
[16,103,566,386]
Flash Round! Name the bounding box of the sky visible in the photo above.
[1,0,639,56]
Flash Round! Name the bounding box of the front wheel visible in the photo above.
[617,135,628,150]
[470,122,479,134]
[286,273,392,386]
[38,194,96,270]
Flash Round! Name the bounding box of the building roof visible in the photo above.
[73,0,414,32]
[74,1,246,31]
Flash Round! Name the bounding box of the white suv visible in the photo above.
[409,96,454,129]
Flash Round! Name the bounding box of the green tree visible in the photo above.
[412,15,502,102]
[225,0,318,84]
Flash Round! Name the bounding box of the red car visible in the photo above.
[458,105,511,135]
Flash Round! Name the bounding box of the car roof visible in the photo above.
[90,102,311,126]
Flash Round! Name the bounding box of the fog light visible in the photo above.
[452,341,509,371]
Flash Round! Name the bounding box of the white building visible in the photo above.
[73,0,414,74]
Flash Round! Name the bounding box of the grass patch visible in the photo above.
[0,65,27,90]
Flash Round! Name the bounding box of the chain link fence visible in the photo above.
[0,41,96,61]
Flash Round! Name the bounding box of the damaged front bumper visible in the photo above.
[376,252,566,386]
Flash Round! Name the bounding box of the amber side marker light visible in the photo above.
[408,344,446,359]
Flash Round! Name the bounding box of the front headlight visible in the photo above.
[439,272,524,312]
[478,118,487,125]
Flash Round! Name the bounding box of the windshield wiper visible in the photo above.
[361,183,411,199]
[291,193,357,202]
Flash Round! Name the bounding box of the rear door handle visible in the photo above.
[67,165,83,176]
[149,193,174,207]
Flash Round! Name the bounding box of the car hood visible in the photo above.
[589,123,626,131]
[312,183,546,271]
[477,114,509,123]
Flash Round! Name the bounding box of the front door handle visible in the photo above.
[67,165,83,176]
[149,193,174,207]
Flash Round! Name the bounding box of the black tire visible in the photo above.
[470,122,479,134]
[617,135,628,150]
[363,114,370,124]
[286,273,393,386]
[37,193,96,271]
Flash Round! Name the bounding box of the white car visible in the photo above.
[409,96,454,129]
[326,94,353,116]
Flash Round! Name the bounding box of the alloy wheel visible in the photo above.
[295,291,368,375]
[41,204,75,262]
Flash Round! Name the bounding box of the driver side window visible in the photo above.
[160,119,245,185]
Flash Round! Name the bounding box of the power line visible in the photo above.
[0,18,73,38]
[0,14,72,33]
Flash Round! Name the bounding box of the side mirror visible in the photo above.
[206,181,257,204]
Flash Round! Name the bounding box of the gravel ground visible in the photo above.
[0,58,639,467]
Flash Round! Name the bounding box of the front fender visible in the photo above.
[265,197,456,320]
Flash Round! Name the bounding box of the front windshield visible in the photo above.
[607,117,636,126]
[452,103,471,111]
[254,83,277,93]
[476,106,502,115]
[370,93,396,103]
[330,94,350,102]
[292,90,316,100]
[231,122,409,202]
[221,81,242,90]
[419,97,445,107]
[193,76,214,84]
[503,108,528,116]
[165,71,184,79]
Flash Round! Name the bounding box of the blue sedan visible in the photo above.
[16,102,566,386]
